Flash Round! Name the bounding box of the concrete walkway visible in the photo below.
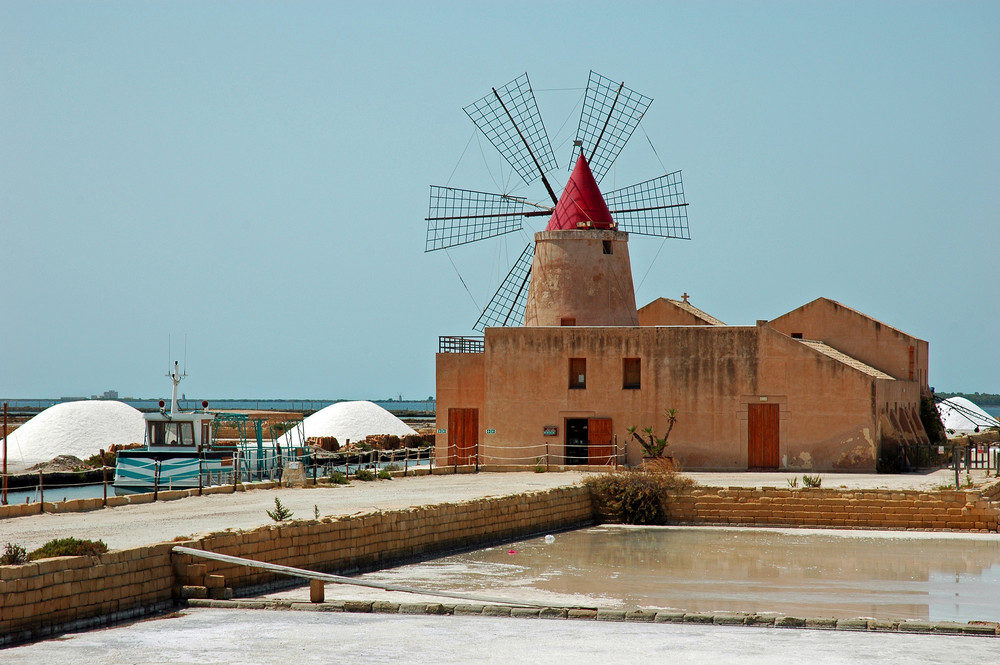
[0,468,990,552]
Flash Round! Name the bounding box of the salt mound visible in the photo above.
[285,401,416,447]
[937,397,999,434]
[1,401,145,473]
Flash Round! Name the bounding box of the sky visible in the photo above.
[1,1,997,400]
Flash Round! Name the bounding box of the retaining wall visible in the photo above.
[667,486,999,532]
[0,485,593,646]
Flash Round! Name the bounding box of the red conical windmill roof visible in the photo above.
[546,153,615,231]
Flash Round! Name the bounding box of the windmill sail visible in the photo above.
[571,71,653,185]
[606,171,690,239]
[426,186,536,252]
[464,73,559,201]
[473,243,535,332]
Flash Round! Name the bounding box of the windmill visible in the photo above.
[425,71,689,331]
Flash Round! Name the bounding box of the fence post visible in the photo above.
[39,471,44,511]
[954,446,960,489]
[102,451,107,507]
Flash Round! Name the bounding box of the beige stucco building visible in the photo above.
[435,253,930,473]
[433,153,930,473]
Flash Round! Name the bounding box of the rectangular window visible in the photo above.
[560,317,576,326]
[602,240,613,255]
[623,357,641,389]
[569,358,587,389]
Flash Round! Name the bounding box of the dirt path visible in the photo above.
[1,468,989,552]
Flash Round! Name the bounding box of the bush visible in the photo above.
[377,468,393,480]
[354,468,376,481]
[583,467,693,525]
[329,470,349,485]
[28,537,108,560]
[801,474,823,488]
[266,497,294,521]
[2,542,27,565]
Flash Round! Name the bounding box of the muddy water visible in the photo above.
[358,526,1000,622]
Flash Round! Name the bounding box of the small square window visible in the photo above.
[569,358,586,389]
[623,357,641,389]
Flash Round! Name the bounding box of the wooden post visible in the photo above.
[309,579,325,603]
[2,402,7,506]
[101,449,107,506]
[954,446,960,489]
[39,470,44,510]
[154,460,160,501]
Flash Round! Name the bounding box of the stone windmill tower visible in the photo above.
[425,72,690,330]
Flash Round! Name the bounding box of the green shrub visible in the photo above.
[28,537,108,560]
[2,542,28,565]
[377,468,393,480]
[266,497,294,521]
[583,467,693,525]
[329,470,349,485]
[802,474,823,488]
[354,468,376,481]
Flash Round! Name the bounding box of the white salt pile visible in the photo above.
[284,400,416,447]
[937,396,999,435]
[0,401,145,473]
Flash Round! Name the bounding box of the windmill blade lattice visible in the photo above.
[571,71,653,184]
[473,243,535,332]
[426,186,538,252]
[463,73,558,189]
[606,171,690,240]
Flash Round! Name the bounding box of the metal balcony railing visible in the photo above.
[438,336,485,353]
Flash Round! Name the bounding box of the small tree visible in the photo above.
[627,409,678,458]
[266,497,294,521]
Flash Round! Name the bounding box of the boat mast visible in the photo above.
[168,361,185,416]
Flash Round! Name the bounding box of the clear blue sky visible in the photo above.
[2,1,997,400]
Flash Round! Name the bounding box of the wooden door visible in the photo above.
[448,408,479,465]
[748,403,779,469]
[588,417,614,465]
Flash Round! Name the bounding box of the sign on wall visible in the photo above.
[437,428,446,434]
[486,428,497,435]
[543,426,558,436]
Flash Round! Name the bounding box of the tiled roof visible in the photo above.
[666,299,726,326]
[798,340,894,379]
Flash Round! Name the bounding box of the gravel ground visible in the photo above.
[0,468,989,552]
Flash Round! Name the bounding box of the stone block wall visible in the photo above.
[174,486,593,591]
[1,486,593,646]
[667,487,999,532]
[0,544,176,646]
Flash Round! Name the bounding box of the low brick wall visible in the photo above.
[172,486,592,591]
[668,486,999,532]
[0,485,593,646]
[0,544,177,647]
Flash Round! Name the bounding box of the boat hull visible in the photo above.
[113,450,234,494]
